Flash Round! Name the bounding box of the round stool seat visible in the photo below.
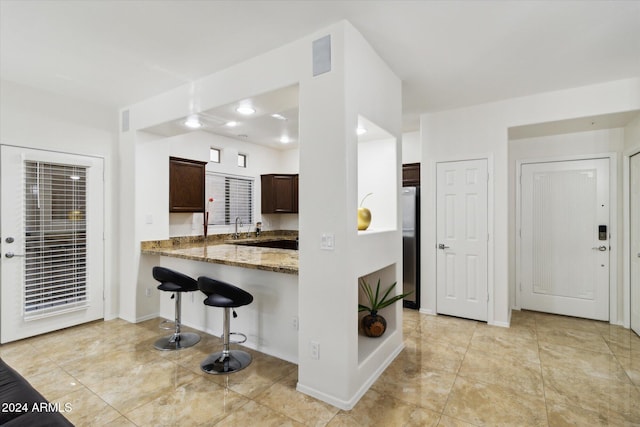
[153,267,199,292]
[152,266,200,351]
[198,276,254,375]
[199,277,253,307]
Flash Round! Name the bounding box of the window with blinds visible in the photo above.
[205,173,253,226]
[23,161,88,319]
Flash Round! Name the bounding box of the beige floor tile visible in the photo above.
[209,353,297,399]
[255,372,339,426]
[537,327,611,354]
[216,400,304,427]
[371,361,456,413]
[331,388,440,427]
[124,374,250,426]
[457,348,543,397]
[546,401,633,427]
[535,312,607,335]
[473,321,537,341]
[539,342,630,383]
[403,333,467,374]
[443,376,548,426]
[5,311,639,426]
[617,355,640,386]
[88,359,199,414]
[102,415,139,427]
[0,343,58,378]
[60,347,163,389]
[468,330,540,364]
[542,365,640,422]
[51,386,123,426]
[23,366,84,402]
[417,318,476,349]
[436,415,478,427]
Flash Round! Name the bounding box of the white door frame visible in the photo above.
[623,146,640,329]
[433,155,495,325]
[515,152,618,323]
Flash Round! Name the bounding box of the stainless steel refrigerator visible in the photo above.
[402,186,420,309]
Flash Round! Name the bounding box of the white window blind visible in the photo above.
[23,161,88,319]
[205,173,253,226]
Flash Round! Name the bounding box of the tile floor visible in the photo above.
[1,309,639,426]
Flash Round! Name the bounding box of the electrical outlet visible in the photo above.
[145,288,151,297]
[310,341,320,360]
[292,316,299,330]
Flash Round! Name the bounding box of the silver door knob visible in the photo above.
[592,246,607,251]
[438,243,450,250]
[4,252,24,258]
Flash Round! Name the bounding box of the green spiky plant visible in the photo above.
[358,278,412,315]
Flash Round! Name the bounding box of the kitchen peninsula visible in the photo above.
[140,231,299,363]
[141,233,298,274]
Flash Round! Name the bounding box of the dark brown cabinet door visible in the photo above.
[261,174,298,213]
[169,157,207,212]
[402,163,421,187]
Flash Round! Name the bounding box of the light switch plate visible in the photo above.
[320,233,335,250]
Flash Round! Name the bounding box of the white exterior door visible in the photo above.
[520,158,609,321]
[631,153,640,336]
[436,159,488,321]
[0,146,104,343]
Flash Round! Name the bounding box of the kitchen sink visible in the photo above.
[233,239,298,250]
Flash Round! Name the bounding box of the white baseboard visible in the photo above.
[296,342,404,410]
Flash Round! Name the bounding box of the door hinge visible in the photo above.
[487,293,489,302]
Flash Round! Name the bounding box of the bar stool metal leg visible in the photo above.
[154,292,200,351]
[201,307,252,374]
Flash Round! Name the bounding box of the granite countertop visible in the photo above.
[140,232,298,275]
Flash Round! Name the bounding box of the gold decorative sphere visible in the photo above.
[357,207,371,230]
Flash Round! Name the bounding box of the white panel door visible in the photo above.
[436,159,488,321]
[631,153,640,336]
[520,158,609,321]
[0,146,104,343]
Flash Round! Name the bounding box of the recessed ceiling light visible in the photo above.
[280,136,291,144]
[184,115,202,129]
[271,113,287,121]
[236,105,256,115]
[356,126,367,135]
[225,121,238,127]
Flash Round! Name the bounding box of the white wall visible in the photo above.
[0,80,120,319]
[508,128,626,320]
[421,78,640,326]
[402,131,421,164]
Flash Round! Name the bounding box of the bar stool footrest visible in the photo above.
[229,332,247,344]
[159,319,175,331]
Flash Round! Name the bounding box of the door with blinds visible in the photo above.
[0,146,104,343]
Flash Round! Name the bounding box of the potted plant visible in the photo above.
[358,278,412,337]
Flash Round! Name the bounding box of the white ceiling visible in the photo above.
[1,0,639,134]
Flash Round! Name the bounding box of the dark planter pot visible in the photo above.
[361,312,387,337]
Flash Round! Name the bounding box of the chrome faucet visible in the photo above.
[234,216,243,239]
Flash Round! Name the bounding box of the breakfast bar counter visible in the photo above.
[141,234,298,275]
[140,232,300,363]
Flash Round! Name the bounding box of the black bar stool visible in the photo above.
[152,266,201,351]
[198,276,253,374]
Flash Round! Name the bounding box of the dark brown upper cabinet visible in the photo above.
[261,174,298,213]
[402,163,421,187]
[169,157,207,212]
